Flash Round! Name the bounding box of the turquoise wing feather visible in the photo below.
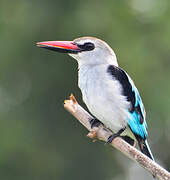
[127,76,147,139]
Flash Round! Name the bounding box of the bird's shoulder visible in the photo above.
[107,65,136,110]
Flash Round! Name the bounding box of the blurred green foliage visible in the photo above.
[0,0,170,179]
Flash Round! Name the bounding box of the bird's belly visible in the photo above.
[82,86,129,133]
[78,65,130,133]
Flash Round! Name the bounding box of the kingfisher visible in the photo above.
[37,37,154,160]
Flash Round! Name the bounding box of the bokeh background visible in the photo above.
[0,0,170,180]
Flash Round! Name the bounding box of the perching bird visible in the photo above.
[37,37,154,160]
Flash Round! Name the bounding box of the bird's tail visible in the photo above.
[138,139,154,161]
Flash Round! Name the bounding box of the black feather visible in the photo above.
[107,65,135,112]
[135,134,154,160]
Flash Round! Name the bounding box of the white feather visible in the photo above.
[69,37,131,133]
[78,64,130,132]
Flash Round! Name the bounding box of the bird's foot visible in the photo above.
[90,118,102,129]
[107,134,120,144]
[106,127,126,144]
[121,136,135,146]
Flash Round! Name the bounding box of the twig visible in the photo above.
[64,94,170,180]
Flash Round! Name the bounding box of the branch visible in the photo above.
[64,94,170,180]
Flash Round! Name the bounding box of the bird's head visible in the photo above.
[37,37,118,67]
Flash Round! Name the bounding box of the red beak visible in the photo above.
[36,41,81,54]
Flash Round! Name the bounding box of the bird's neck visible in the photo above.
[78,65,91,84]
[78,61,118,70]
[77,53,119,69]
[78,60,119,78]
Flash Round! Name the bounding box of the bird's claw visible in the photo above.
[107,134,119,144]
[106,127,126,144]
[90,118,102,129]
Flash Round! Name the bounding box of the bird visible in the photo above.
[36,37,154,160]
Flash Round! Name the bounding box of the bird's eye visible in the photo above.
[78,42,95,51]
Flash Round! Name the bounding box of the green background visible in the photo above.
[0,0,170,179]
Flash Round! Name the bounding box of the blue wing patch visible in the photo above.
[107,65,148,139]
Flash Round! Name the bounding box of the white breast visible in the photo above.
[78,64,130,133]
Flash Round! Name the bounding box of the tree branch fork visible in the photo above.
[64,94,170,180]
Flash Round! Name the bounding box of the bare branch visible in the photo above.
[64,94,170,180]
